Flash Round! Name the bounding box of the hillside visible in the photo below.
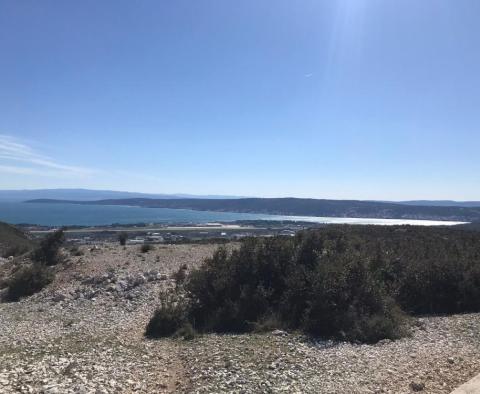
[398,200,480,208]
[1,236,479,393]
[0,221,34,256]
[27,197,480,222]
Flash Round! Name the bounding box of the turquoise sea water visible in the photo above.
[0,202,467,227]
[0,202,284,226]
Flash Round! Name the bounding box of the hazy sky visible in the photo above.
[1,0,479,200]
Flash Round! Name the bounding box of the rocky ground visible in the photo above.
[0,243,479,394]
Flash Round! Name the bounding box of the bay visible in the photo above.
[0,202,467,227]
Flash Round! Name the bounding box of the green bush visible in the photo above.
[145,226,480,343]
[185,236,406,342]
[2,245,30,258]
[171,265,187,285]
[145,292,187,338]
[181,226,480,343]
[301,258,407,342]
[174,322,197,340]
[118,232,128,246]
[5,263,54,301]
[69,245,84,256]
[140,244,153,253]
[32,229,65,266]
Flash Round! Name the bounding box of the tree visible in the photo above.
[118,232,128,246]
[32,228,65,266]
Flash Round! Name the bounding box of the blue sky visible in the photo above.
[0,0,479,200]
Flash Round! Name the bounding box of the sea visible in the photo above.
[0,201,467,227]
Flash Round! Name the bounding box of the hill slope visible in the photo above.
[0,221,34,256]
[398,200,480,208]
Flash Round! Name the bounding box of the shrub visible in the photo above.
[5,263,54,301]
[2,245,30,258]
[32,229,65,266]
[118,232,128,246]
[171,266,187,285]
[140,244,153,253]
[69,245,84,256]
[187,233,404,342]
[182,226,480,342]
[252,313,284,333]
[174,322,197,340]
[186,238,301,333]
[145,292,187,338]
[301,258,407,343]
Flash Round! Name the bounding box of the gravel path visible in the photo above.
[1,243,479,393]
[0,244,219,393]
[181,314,480,393]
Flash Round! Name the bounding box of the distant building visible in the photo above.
[127,237,145,245]
[279,230,296,236]
[146,235,164,243]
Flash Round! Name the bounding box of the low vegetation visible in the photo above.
[145,292,190,338]
[4,263,54,301]
[32,229,65,266]
[69,245,84,256]
[2,244,30,258]
[147,225,480,343]
[1,229,65,302]
[118,232,128,246]
[171,264,188,285]
[140,244,154,253]
[0,221,34,257]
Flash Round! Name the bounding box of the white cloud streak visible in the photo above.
[0,134,97,178]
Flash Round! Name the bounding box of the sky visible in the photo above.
[0,0,479,200]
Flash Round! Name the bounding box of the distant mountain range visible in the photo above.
[0,188,245,202]
[394,200,480,208]
[27,197,480,222]
[3,188,479,208]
